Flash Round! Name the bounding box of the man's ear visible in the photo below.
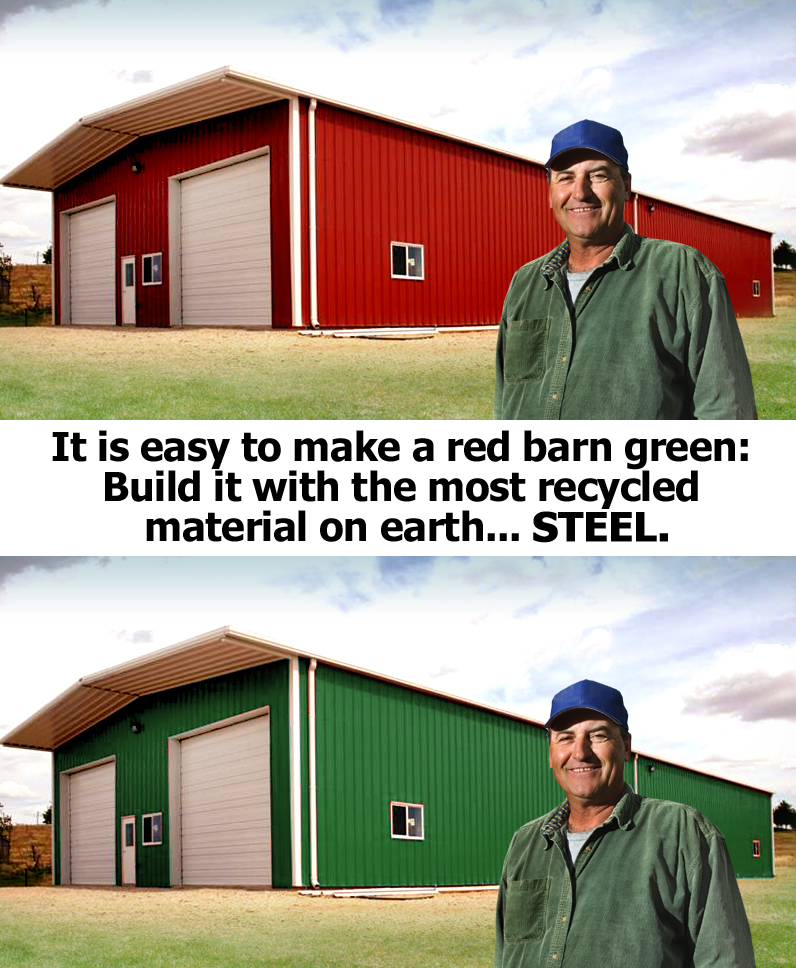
[623,174,632,201]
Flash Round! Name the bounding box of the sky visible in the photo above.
[0,0,795,262]
[1,555,794,823]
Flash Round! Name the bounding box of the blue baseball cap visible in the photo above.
[546,120,629,171]
[546,679,629,730]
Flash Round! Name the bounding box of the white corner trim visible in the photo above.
[288,96,302,327]
[308,658,318,887]
[289,656,303,885]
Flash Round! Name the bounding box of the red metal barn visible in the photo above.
[2,67,773,329]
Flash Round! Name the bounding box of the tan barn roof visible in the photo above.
[2,66,773,238]
[2,65,544,192]
[2,67,303,191]
[1,625,773,797]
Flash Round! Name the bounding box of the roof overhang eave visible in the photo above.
[1,67,306,192]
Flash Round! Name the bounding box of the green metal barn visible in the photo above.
[1,627,773,888]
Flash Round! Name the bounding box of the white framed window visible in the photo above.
[752,839,760,858]
[391,801,424,839]
[752,280,761,297]
[391,242,424,280]
[142,812,162,846]
[142,252,163,286]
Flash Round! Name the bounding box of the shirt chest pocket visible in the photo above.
[504,318,550,383]
[504,878,550,942]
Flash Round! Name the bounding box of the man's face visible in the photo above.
[548,149,631,248]
[548,710,631,807]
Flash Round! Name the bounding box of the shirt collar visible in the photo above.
[541,783,638,840]
[541,223,638,280]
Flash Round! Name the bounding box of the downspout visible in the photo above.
[308,659,319,887]
[51,195,57,327]
[288,97,303,328]
[50,756,56,887]
[632,192,638,234]
[308,99,320,329]
[289,656,302,886]
[633,752,639,794]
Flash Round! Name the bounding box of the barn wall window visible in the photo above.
[391,242,424,280]
[391,801,424,839]
[752,839,760,857]
[142,253,163,286]
[142,812,162,846]
[752,280,761,297]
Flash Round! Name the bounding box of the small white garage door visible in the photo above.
[68,761,116,885]
[180,714,271,886]
[180,154,271,327]
[67,202,116,325]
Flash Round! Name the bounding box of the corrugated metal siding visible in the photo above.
[315,104,561,328]
[53,661,292,888]
[314,663,562,887]
[627,756,773,878]
[635,195,773,318]
[53,102,292,328]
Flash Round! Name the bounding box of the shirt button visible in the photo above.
[585,286,591,291]
[585,846,591,851]
[561,917,567,922]
[552,393,558,400]
[561,357,567,362]
[552,955,558,961]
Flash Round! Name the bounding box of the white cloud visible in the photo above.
[0,220,37,239]
[0,781,35,799]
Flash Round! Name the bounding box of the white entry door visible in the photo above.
[121,256,136,326]
[121,816,136,885]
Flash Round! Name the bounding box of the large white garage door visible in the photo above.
[68,761,116,885]
[68,202,116,325]
[180,154,271,327]
[180,714,271,886]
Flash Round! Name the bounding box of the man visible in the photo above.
[494,679,755,968]
[493,120,757,419]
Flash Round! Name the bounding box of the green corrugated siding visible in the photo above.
[314,664,562,887]
[54,661,292,888]
[625,756,773,878]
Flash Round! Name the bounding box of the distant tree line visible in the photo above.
[774,240,796,270]
[774,800,796,828]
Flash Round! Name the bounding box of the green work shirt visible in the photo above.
[494,785,756,968]
[493,225,758,419]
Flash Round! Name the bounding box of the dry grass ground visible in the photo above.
[0,273,792,419]
[0,833,792,968]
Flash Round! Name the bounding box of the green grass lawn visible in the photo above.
[0,833,792,968]
[0,285,792,419]
[0,328,495,420]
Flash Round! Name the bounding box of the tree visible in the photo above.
[0,243,11,304]
[774,240,796,270]
[774,800,796,828]
[42,806,52,825]
[0,802,11,847]
[42,246,52,266]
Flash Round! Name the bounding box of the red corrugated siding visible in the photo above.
[53,94,773,330]
[634,195,773,317]
[315,104,562,327]
[54,102,292,327]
